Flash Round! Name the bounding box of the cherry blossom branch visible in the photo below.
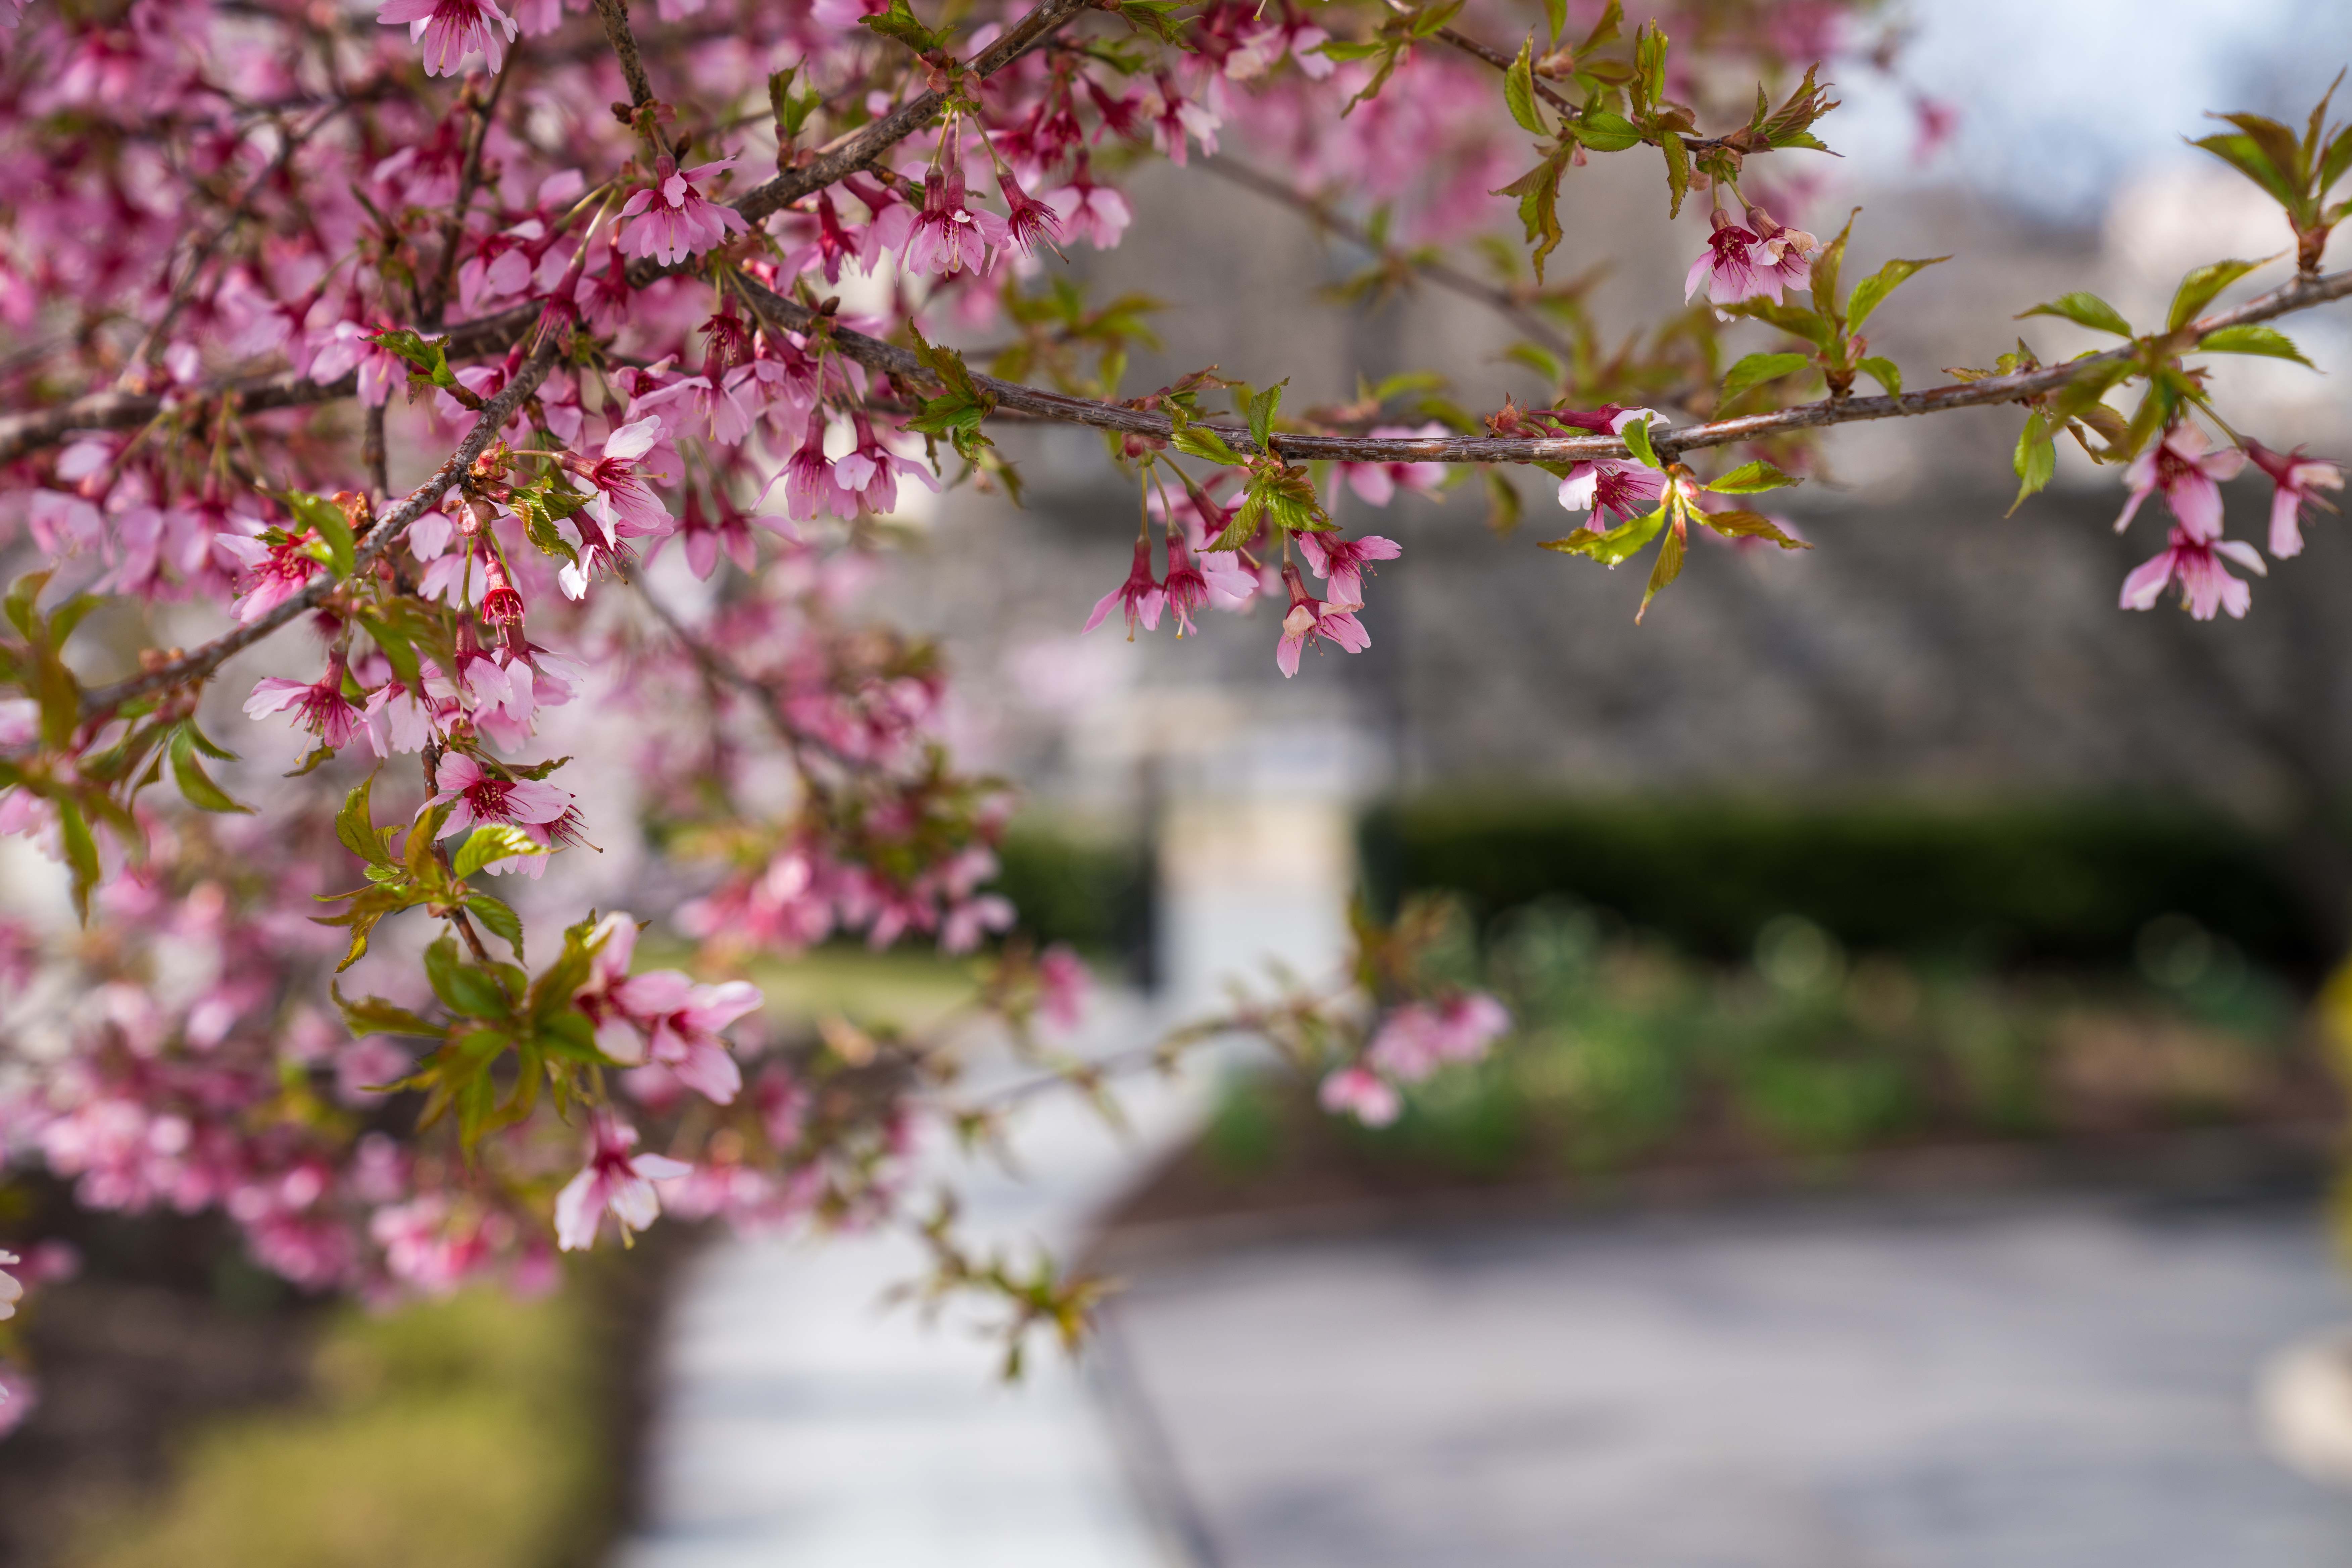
[737,262,2352,463]
[74,339,563,719]
[419,68,513,329]
[0,0,1094,465]
[1197,155,1578,361]
[727,0,1094,228]
[590,0,662,121]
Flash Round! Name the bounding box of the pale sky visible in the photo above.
[1833,0,2352,222]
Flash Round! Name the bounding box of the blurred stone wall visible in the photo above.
[888,150,2352,832]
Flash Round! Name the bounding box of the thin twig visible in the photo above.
[1432,24,1765,157]
[419,68,514,330]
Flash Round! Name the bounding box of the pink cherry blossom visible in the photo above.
[1365,993,1511,1082]
[423,752,574,836]
[836,413,939,516]
[1684,211,1775,305]
[1557,459,1668,527]
[2120,525,2266,620]
[307,321,404,407]
[2115,422,2245,541]
[377,0,518,77]
[215,526,321,623]
[1045,163,1133,249]
[1036,944,1089,1032]
[618,155,750,266]
[0,1250,19,1322]
[1744,205,1819,294]
[1275,563,1370,677]
[779,409,854,522]
[1298,532,1402,609]
[244,655,377,756]
[2246,440,2343,557]
[994,165,1063,259]
[615,971,762,1104]
[1335,425,1448,506]
[1318,1065,1400,1127]
[1084,535,1165,638]
[1162,529,1211,634]
[890,166,1009,278]
[553,1113,693,1251]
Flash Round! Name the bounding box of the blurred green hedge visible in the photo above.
[988,823,1153,973]
[1360,795,2332,973]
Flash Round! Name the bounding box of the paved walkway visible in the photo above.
[615,1004,1201,1568]
[1102,1195,2352,1568]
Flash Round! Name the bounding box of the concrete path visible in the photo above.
[1101,1195,2352,1568]
[614,1003,1201,1568]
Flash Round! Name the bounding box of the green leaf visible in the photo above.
[1540,502,1667,566]
[1567,110,1643,152]
[1636,519,1684,622]
[56,797,99,924]
[2320,122,2352,197]
[2017,291,2134,338]
[1633,18,1667,113]
[860,0,943,54]
[1504,33,1546,135]
[904,325,998,464]
[167,727,251,814]
[1733,297,1834,349]
[2192,133,2302,209]
[368,328,470,403]
[2045,357,2133,426]
[359,614,422,689]
[333,985,443,1038]
[1540,0,1566,45]
[1235,461,1332,537]
[425,931,512,1020]
[453,824,549,879]
[1658,125,1690,219]
[335,775,390,864]
[1845,256,1949,332]
[1245,381,1285,450]
[2214,113,2307,194]
[1107,0,1189,45]
[1577,0,1622,52]
[1170,423,1246,466]
[285,490,356,580]
[1483,468,1522,535]
[1720,351,1810,405]
[1810,209,1857,331]
[2196,323,2316,366]
[2167,256,2273,332]
[1700,509,1810,548]
[1706,460,1802,495]
[1619,414,1662,469]
[1855,356,1902,396]
[467,892,526,960]
[2009,410,2056,515]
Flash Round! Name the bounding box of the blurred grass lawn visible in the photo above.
[69,1290,610,1568]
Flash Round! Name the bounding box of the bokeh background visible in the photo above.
[13,2,2352,1565]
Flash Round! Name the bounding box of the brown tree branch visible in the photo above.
[75,339,563,719]
[731,263,2352,464]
